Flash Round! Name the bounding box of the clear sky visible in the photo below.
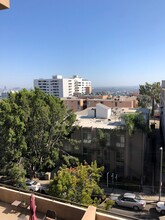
[0,0,165,89]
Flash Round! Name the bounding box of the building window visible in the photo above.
[116,135,125,148]
[83,132,91,143]
[83,147,88,154]
[97,150,101,155]
[116,148,124,162]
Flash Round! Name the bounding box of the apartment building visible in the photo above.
[62,95,138,112]
[73,75,91,94]
[64,103,149,183]
[0,0,9,9]
[34,75,92,98]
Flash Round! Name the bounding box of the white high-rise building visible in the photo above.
[34,75,92,98]
[72,75,91,94]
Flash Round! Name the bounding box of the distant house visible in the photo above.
[64,103,150,183]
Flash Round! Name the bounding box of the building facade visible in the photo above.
[34,75,92,98]
[64,104,149,183]
[62,95,138,112]
[72,75,91,95]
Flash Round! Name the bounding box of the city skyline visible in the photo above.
[1,0,165,88]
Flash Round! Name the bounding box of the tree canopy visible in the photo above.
[139,82,160,103]
[49,161,104,206]
[138,82,160,114]
[121,112,148,135]
[138,95,152,108]
[0,88,76,182]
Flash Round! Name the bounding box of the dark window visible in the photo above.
[116,148,124,162]
[83,147,88,154]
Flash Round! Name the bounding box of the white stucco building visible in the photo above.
[34,75,92,98]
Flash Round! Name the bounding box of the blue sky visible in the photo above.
[0,0,165,89]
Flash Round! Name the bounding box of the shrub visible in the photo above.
[103,199,115,210]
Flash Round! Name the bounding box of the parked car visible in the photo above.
[25,179,41,192]
[39,184,49,194]
[115,193,146,211]
[156,201,165,215]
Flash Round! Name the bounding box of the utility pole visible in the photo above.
[111,173,114,185]
[107,172,109,188]
[159,147,163,201]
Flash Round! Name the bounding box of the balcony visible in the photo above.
[0,185,128,220]
[0,0,10,9]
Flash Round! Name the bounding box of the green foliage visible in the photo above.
[139,82,160,116]
[97,129,107,147]
[138,95,152,108]
[0,88,76,181]
[49,161,104,206]
[121,113,147,135]
[7,163,26,187]
[139,82,160,103]
[103,199,115,210]
[62,155,79,167]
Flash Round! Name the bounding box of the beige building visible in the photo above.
[0,0,10,9]
[64,104,149,183]
[86,96,138,108]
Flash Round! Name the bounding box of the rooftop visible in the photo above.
[0,201,44,220]
[75,106,148,129]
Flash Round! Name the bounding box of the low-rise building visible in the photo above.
[62,95,138,112]
[86,96,138,108]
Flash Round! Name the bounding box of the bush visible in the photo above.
[103,199,115,210]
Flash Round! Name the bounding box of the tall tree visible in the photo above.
[0,97,27,178]
[138,95,152,108]
[139,82,160,115]
[0,88,76,180]
[121,113,148,136]
[49,161,104,206]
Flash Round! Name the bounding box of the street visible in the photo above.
[107,203,162,220]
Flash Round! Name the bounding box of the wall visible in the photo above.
[0,186,127,220]
[0,0,9,9]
